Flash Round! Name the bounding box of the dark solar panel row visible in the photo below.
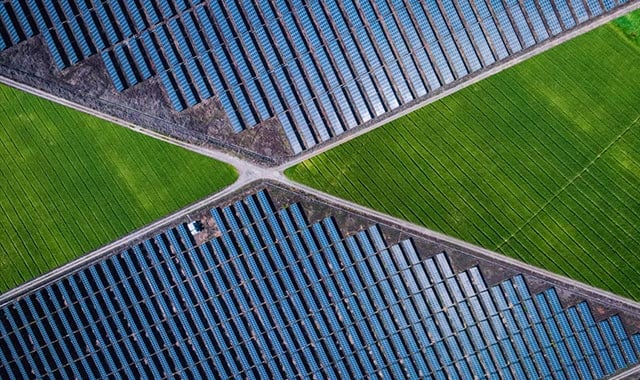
[0,0,36,52]
[0,0,631,154]
[1,189,640,379]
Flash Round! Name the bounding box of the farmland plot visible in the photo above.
[287,12,640,300]
[0,84,237,292]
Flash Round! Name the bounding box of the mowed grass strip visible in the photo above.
[286,12,640,300]
[0,84,238,292]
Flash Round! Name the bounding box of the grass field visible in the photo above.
[0,84,237,292]
[287,11,640,300]
[614,7,640,45]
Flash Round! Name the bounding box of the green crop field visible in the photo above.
[287,11,640,300]
[0,84,237,292]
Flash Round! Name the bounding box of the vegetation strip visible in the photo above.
[0,84,237,292]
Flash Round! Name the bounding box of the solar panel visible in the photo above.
[2,188,640,378]
[2,0,629,154]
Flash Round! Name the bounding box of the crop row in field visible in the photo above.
[286,12,640,300]
[0,84,238,292]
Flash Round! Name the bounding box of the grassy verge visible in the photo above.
[286,11,640,300]
[0,84,238,292]
[614,7,640,45]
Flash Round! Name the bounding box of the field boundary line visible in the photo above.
[496,114,640,251]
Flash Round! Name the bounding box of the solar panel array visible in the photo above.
[1,189,640,379]
[0,0,632,154]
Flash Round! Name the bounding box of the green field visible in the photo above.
[614,6,640,45]
[0,84,238,292]
[287,13,640,300]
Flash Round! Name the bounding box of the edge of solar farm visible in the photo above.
[0,1,638,167]
[2,179,640,378]
[3,177,640,325]
[0,74,261,172]
[280,0,640,169]
[0,38,283,166]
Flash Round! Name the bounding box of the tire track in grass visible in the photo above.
[551,32,640,122]
[515,223,630,297]
[494,78,593,170]
[382,138,459,232]
[426,81,595,245]
[438,97,551,223]
[454,90,553,208]
[30,106,97,254]
[28,97,116,257]
[67,109,151,236]
[553,136,640,296]
[565,186,640,253]
[19,95,104,255]
[344,145,428,223]
[538,195,635,294]
[368,125,461,233]
[457,87,565,201]
[61,110,132,240]
[398,115,506,246]
[0,182,35,286]
[417,106,522,237]
[503,207,636,299]
[491,78,612,178]
[568,167,640,247]
[319,130,446,233]
[442,95,543,217]
[496,114,640,255]
[0,125,65,268]
[388,119,501,246]
[518,198,634,293]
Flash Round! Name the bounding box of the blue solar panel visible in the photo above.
[585,0,604,15]
[0,0,631,155]
[0,2,22,46]
[580,304,617,375]
[568,306,604,378]
[422,0,470,78]
[537,292,579,377]
[633,334,640,357]
[610,315,639,365]
[101,50,125,91]
[58,4,90,56]
[57,0,93,60]
[569,0,590,23]
[2,188,640,378]
[599,319,628,370]
[9,0,33,40]
[94,1,119,45]
[78,3,105,50]
[507,1,537,47]
[442,0,484,71]
[114,44,137,87]
[169,19,211,100]
[538,0,565,35]
[554,0,578,29]
[491,0,525,53]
